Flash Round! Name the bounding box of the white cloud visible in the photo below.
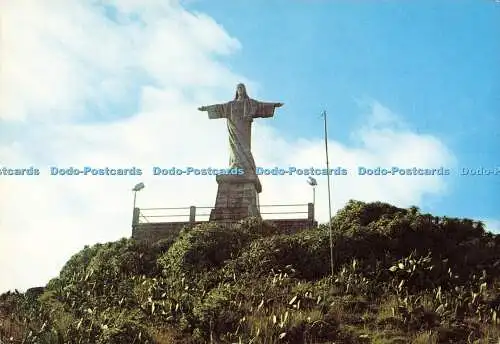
[0,0,456,292]
[0,0,241,122]
[483,219,500,234]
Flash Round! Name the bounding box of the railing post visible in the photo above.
[189,206,196,223]
[308,202,314,222]
[132,207,140,227]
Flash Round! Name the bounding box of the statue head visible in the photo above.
[234,83,249,100]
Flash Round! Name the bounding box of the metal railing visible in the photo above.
[134,203,314,225]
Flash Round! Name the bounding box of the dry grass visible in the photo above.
[150,326,192,344]
[411,330,438,344]
[0,316,25,343]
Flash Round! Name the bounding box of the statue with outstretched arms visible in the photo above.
[198,83,283,175]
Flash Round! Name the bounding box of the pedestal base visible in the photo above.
[209,174,261,221]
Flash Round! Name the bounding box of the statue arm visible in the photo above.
[198,103,230,119]
[253,101,284,118]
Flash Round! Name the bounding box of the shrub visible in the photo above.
[158,222,257,277]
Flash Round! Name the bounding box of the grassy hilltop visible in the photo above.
[1,200,499,344]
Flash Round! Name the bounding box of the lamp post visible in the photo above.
[321,110,334,277]
[307,176,317,209]
[132,182,145,227]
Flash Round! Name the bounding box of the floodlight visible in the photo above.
[132,182,145,191]
[307,176,317,186]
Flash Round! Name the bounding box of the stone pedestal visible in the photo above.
[209,174,262,221]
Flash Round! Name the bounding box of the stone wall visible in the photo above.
[132,219,317,244]
[266,219,318,235]
[132,222,202,245]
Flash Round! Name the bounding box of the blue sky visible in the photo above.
[1,0,499,292]
[185,0,500,221]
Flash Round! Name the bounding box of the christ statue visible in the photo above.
[198,83,283,176]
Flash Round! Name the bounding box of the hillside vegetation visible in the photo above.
[1,200,499,343]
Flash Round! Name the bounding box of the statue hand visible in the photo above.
[198,106,206,111]
[275,103,284,108]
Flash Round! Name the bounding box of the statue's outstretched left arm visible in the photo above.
[254,101,284,118]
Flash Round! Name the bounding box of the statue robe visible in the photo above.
[203,98,278,174]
